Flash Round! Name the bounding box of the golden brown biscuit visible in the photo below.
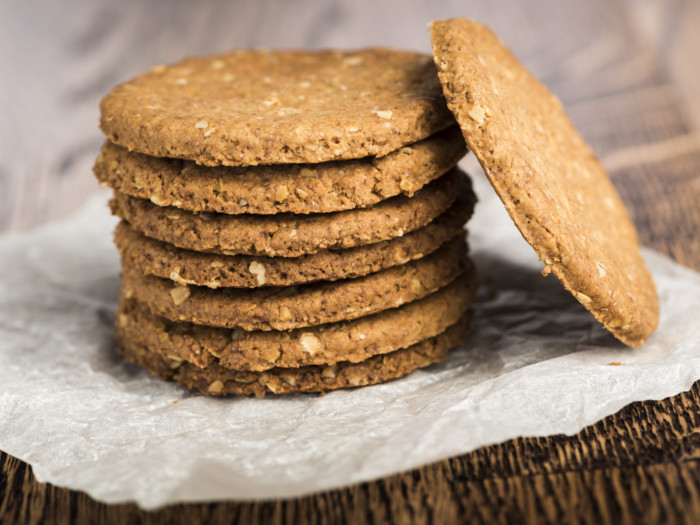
[120,238,470,331]
[100,49,454,166]
[94,127,466,214]
[113,192,472,288]
[116,272,476,371]
[430,18,658,346]
[116,315,473,397]
[109,168,465,257]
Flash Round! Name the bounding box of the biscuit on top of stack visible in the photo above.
[95,48,477,396]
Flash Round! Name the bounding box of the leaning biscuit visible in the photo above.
[430,18,659,346]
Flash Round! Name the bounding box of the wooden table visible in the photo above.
[2,0,700,522]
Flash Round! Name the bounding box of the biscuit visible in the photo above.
[116,272,476,371]
[116,315,472,397]
[121,238,470,331]
[113,193,471,288]
[430,18,659,346]
[100,49,455,166]
[94,127,467,215]
[109,168,465,257]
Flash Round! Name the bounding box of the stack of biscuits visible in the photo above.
[94,49,478,396]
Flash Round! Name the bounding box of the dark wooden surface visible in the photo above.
[2,0,700,523]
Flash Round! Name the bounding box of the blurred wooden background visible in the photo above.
[1,0,699,233]
[2,0,700,523]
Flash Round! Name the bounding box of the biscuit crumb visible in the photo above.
[596,262,607,278]
[575,292,592,305]
[279,305,293,321]
[374,110,393,119]
[608,361,622,366]
[150,195,167,206]
[275,185,290,202]
[194,120,209,129]
[322,365,337,379]
[208,380,224,393]
[410,278,422,294]
[300,333,322,355]
[467,105,488,125]
[169,285,191,306]
[248,261,266,285]
[347,373,362,386]
[167,358,183,369]
[343,56,363,66]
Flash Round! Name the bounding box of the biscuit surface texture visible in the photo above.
[116,272,476,371]
[431,18,659,346]
[121,238,469,331]
[100,48,454,166]
[113,194,471,288]
[95,127,467,214]
[116,315,473,397]
[110,169,465,257]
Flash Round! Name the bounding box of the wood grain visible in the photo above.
[2,0,700,523]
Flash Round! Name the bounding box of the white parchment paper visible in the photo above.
[2,169,700,509]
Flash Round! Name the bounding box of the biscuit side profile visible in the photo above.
[94,126,467,214]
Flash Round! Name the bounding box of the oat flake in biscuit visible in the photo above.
[430,18,659,347]
[100,49,454,166]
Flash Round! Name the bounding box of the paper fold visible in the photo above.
[1,173,699,509]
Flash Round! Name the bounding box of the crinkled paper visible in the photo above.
[2,171,700,509]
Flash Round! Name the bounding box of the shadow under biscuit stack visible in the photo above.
[94,48,478,396]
